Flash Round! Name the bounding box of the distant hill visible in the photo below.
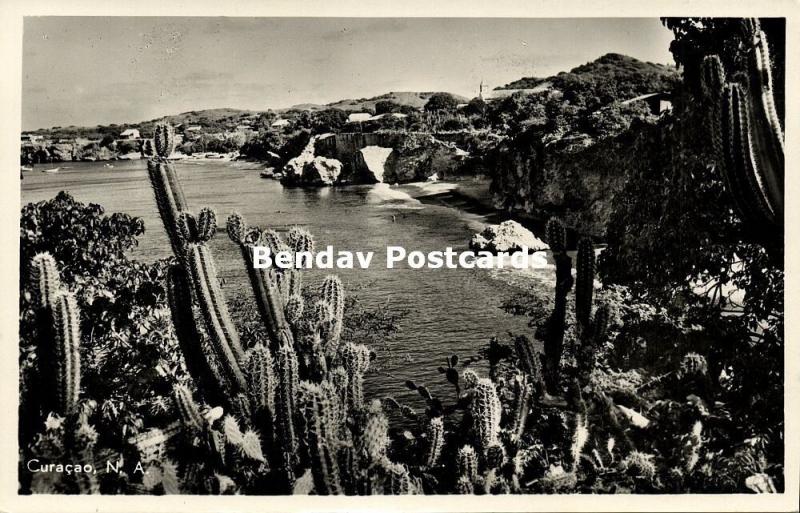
[287,91,470,113]
[496,53,677,94]
[156,108,256,126]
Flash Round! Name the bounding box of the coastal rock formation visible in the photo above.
[301,157,343,186]
[354,146,394,183]
[282,134,343,186]
[470,220,549,253]
[488,124,652,238]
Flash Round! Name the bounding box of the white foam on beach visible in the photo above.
[366,183,423,208]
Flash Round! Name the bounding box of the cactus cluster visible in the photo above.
[700,18,784,231]
[144,125,412,494]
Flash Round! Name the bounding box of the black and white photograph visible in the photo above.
[2,3,797,510]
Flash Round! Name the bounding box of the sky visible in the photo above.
[22,17,675,130]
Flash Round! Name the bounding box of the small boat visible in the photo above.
[41,167,60,174]
[260,170,274,179]
[104,163,115,168]
[20,165,33,172]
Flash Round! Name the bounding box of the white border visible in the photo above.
[1,1,797,511]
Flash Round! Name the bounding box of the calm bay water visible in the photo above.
[21,160,546,406]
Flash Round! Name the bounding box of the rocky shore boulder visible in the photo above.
[470,220,549,253]
[302,157,343,186]
[282,134,343,186]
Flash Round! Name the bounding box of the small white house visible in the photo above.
[119,128,140,140]
[271,119,290,128]
[347,113,372,123]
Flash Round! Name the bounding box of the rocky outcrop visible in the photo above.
[470,220,548,253]
[488,123,652,238]
[301,157,343,186]
[282,134,344,186]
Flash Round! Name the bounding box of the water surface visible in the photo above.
[22,160,544,406]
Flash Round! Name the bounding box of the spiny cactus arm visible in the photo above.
[275,341,300,471]
[147,160,189,256]
[226,213,294,349]
[361,400,390,464]
[745,19,784,209]
[721,83,779,226]
[154,123,176,159]
[457,445,479,482]
[52,291,81,416]
[321,275,345,354]
[173,385,205,432]
[575,238,595,332]
[341,343,371,411]
[244,344,276,427]
[298,381,343,495]
[510,374,532,442]
[423,416,444,468]
[187,244,247,393]
[196,208,217,243]
[166,265,226,403]
[545,217,566,255]
[471,378,502,452]
[30,252,61,309]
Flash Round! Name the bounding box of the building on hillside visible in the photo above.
[21,133,44,143]
[368,113,408,121]
[271,119,290,128]
[119,128,140,140]
[621,92,673,115]
[347,113,373,123]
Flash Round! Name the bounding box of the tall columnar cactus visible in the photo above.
[186,243,247,394]
[51,291,81,416]
[29,253,62,414]
[423,416,445,468]
[147,156,189,256]
[30,252,61,309]
[543,217,573,394]
[166,264,225,405]
[298,381,343,495]
[574,238,595,332]
[702,19,784,231]
[471,376,502,452]
[340,342,371,411]
[321,275,345,355]
[275,340,300,486]
[244,344,276,426]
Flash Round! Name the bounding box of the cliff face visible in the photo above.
[489,126,647,238]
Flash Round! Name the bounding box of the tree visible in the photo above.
[374,100,400,114]
[424,93,459,113]
[464,97,487,117]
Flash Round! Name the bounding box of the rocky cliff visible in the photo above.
[488,121,655,238]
